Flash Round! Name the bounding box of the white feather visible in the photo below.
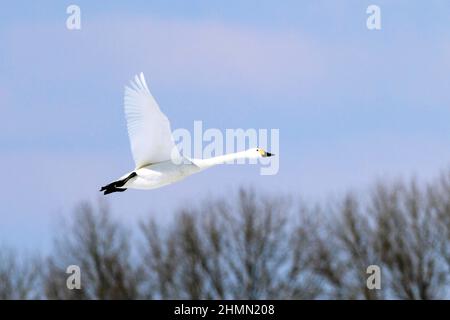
[124,72,180,168]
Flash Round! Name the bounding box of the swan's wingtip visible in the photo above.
[139,72,146,83]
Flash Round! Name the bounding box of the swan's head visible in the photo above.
[248,147,274,158]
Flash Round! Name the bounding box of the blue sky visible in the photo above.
[1,1,450,251]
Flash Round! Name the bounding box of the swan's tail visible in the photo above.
[100,172,137,195]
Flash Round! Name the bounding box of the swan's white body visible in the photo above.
[101,73,273,194]
[118,161,199,190]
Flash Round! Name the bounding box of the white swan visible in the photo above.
[100,73,274,195]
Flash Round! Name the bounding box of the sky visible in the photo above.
[1,1,450,251]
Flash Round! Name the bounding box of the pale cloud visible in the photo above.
[3,14,450,109]
[2,16,325,95]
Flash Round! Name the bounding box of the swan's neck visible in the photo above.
[191,151,250,169]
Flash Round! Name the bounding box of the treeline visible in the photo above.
[1,171,450,299]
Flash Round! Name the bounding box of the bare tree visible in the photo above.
[370,180,448,299]
[140,189,322,299]
[0,246,41,299]
[427,170,450,279]
[308,194,383,299]
[43,202,142,299]
[311,178,449,300]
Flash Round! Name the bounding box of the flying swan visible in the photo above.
[100,73,274,195]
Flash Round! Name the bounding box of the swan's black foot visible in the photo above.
[102,187,127,195]
[100,172,137,195]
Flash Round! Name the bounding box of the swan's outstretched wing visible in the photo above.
[124,73,180,168]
